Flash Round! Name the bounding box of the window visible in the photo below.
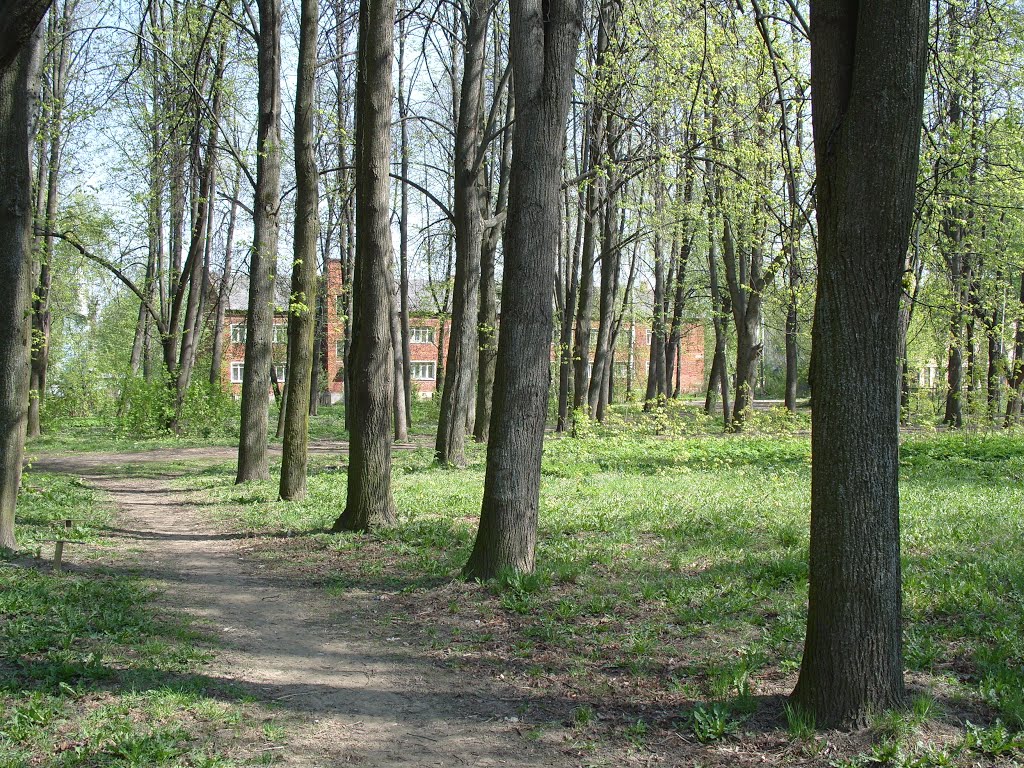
[272,363,287,383]
[230,323,246,344]
[273,324,288,344]
[411,361,435,381]
[646,329,653,345]
[410,326,434,344]
[230,361,244,383]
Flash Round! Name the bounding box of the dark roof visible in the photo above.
[225,269,292,312]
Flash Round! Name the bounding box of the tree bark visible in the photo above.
[436,0,489,466]
[332,0,397,531]
[236,0,282,483]
[1005,270,1024,425]
[571,0,618,417]
[791,0,928,730]
[210,172,240,386]
[0,26,43,551]
[705,212,732,429]
[463,0,582,579]
[0,1,50,73]
[279,0,320,501]
[587,120,620,419]
[475,87,512,443]
[28,0,72,438]
[391,281,409,441]
[396,14,412,427]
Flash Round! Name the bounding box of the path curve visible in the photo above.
[33,449,574,767]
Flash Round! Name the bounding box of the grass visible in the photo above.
[169,418,1024,766]
[1,474,282,767]
[19,405,1024,765]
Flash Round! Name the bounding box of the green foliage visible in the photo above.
[114,378,238,439]
[961,720,1024,756]
[784,702,815,741]
[687,703,740,742]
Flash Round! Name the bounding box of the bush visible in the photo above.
[115,377,238,439]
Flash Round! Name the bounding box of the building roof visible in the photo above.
[224,269,293,313]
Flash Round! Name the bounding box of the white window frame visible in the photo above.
[410,326,434,344]
[230,323,246,344]
[273,363,287,383]
[411,360,435,381]
[230,361,245,383]
[273,324,288,344]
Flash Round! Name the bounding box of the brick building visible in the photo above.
[220,258,706,401]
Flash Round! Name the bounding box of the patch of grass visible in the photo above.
[687,703,740,743]
[0,475,280,767]
[784,702,815,740]
[178,427,1024,766]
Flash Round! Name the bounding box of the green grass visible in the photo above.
[26,418,238,455]
[1,475,277,767]
[22,406,1024,764]
[174,424,1024,765]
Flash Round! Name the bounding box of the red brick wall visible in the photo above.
[324,258,345,398]
[221,258,705,401]
[221,313,290,396]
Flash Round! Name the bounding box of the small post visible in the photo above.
[64,519,73,531]
[53,540,64,572]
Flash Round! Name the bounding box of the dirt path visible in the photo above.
[33,449,575,767]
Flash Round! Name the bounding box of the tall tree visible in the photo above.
[28,0,75,438]
[791,0,929,729]
[236,0,282,483]
[332,0,398,531]
[475,86,512,443]
[436,0,490,466]
[0,8,45,551]
[463,0,583,579]
[279,0,320,501]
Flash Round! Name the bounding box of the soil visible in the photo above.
[33,447,578,767]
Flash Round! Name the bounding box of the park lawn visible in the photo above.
[0,475,282,768]
[178,424,1024,767]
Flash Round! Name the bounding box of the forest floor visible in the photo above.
[5,411,1024,767]
[17,444,576,767]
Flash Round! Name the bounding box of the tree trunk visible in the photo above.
[645,227,667,406]
[463,0,582,579]
[332,0,397,531]
[236,0,282,483]
[791,0,928,730]
[476,89,512,442]
[587,124,620,419]
[944,315,964,428]
[705,222,732,429]
[437,0,488,466]
[391,282,409,441]
[476,223,500,442]
[571,0,617,416]
[784,288,799,411]
[210,172,240,386]
[28,0,72,438]
[279,0,320,501]
[666,223,694,398]
[171,63,222,432]
[0,27,42,551]
[396,14,412,428]
[1005,271,1024,425]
